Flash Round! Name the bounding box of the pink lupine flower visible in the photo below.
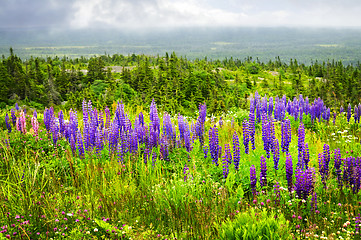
[31,115,39,136]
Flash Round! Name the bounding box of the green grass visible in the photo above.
[0,105,361,239]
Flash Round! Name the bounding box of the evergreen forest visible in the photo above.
[1,48,361,115]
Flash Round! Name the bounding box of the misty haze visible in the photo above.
[1,27,361,64]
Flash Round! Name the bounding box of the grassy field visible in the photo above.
[1,95,361,239]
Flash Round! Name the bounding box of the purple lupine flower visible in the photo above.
[299,105,304,122]
[343,156,352,189]
[277,95,287,121]
[355,105,359,123]
[224,144,232,165]
[274,181,281,205]
[76,130,85,158]
[108,120,119,153]
[128,128,138,154]
[183,120,192,152]
[261,113,271,158]
[304,97,310,115]
[70,134,77,156]
[334,148,343,188]
[321,107,330,122]
[43,107,54,132]
[183,164,189,182]
[178,114,186,143]
[116,142,123,163]
[347,103,352,122]
[232,132,240,170]
[11,108,16,126]
[281,118,291,153]
[299,94,304,117]
[190,121,197,142]
[209,126,220,166]
[250,95,255,114]
[260,156,267,188]
[121,130,129,159]
[117,131,127,162]
[114,101,127,134]
[268,97,273,118]
[323,144,331,178]
[274,97,280,121]
[135,118,145,145]
[143,148,150,164]
[268,115,276,149]
[292,97,299,121]
[95,127,103,156]
[163,112,176,145]
[149,124,158,149]
[5,113,11,133]
[150,99,160,134]
[51,119,59,146]
[222,151,230,179]
[58,110,64,136]
[303,143,310,169]
[160,134,169,160]
[203,145,209,158]
[294,167,314,200]
[340,106,344,114]
[352,157,361,193]
[249,110,256,150]
[310,192,317,212]
[297,123,305,169]
[285,154,293,193]
[261,95,268,116]
[138,111,144,127]
[333,112,337,125]
[272,139,280,170]
[89,108,98,148]
[318,153,325,185]
[195,103,207,145]
[250,165,257,196]
[242,120,250,154]
[69,109,78,136]
[318,150,330,189]
[255,91,261,123]
[15,102,19,111]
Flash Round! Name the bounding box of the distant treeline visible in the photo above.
[1,48,361,115]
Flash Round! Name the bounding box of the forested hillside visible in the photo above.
[1,48,361,115]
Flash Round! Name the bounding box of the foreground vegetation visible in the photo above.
[1,92,361,239]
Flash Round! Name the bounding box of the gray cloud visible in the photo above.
[0,0,74,29]
[1,0,361,30]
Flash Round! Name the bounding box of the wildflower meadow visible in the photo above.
[1,92,361,239]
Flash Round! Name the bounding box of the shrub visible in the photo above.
[219,208,292,240]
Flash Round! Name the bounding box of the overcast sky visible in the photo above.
[1,0,361,30]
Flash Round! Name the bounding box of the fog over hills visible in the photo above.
[1,27,361,65]
[2,0,361,64]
